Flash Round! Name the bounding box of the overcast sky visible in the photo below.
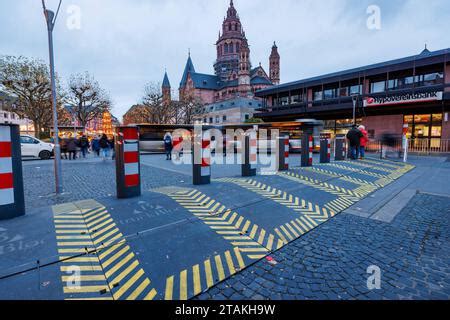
[1,0,449,120]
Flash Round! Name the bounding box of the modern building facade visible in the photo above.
[255,48,450,148]
[162,0,280,124]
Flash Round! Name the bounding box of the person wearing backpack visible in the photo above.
[79,134,89,159]
[99,134,110,160]
[163,132,173,160]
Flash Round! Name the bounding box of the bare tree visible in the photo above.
[0,55,64,138]
[177,94,204,124]
[66,72,111,130]
[141,83,176,124]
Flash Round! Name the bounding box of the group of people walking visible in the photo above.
[346,125,369,160]
[59,134,115,160]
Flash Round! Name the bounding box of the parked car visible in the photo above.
[20,135,54,160]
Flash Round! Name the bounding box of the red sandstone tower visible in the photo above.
[238,37,251,97]
[162,71,171,105]
[270,41,280,85]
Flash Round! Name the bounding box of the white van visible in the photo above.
[20,135,54,160]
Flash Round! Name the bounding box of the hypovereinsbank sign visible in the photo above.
[364,91,443,107]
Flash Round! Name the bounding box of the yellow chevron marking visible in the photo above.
[180,270,188,300]
[63,285,109,294]
[215,255,225,281]
[233,248,245,270]
[127,278,151,300]
[204,259,214,288]
[193,264,202,296]
[110,260,139,287]
[113,268,144,300]
[144,288,157,300]
[225,251,236,275]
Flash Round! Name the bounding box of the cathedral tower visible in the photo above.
[269,41,280,85]
[162,71,171,105]
[238,37,251,97]
[214,0,246,81]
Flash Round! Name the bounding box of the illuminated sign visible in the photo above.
[364,91,443,107]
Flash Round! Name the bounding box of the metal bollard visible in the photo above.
[115,126,141,199]
[334,137,346,161]
[193,131,211,185]
[242,131,257,177]
[320,139,331,163]
[301,133,313,167]
[277,135,289,171]
[0,124,25,220]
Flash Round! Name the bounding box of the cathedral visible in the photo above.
[162,0,280,124]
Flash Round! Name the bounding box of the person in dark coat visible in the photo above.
[67,136,78,160]
[99,134,110,160]
[79,134,89,158]
[91,136,100,157]
[346,125,363,160]
[60,135,68,160]
[163,133,173,160]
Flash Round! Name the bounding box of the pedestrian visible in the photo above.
[163,132,173,160]
[358,125,369,160]
[79,134,89,159]
[99,134,110,160]
[60,135,68,160]
[67,135,78,160]
[109,136,115,160]
[346,125,363,160]
[91,135,101,157]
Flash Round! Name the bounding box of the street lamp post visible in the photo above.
[42,0,63,194]
[351,94,359,126]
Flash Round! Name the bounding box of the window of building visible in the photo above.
[313,90,323,101]
[280,96,289,105]
[209,118,213,123]
[403,113,443,143]
[244,114,250,121]
[215,116,220,123]
[323,88,338,100]
[223,115,227,122]
[415,72,444,87]
[370,81,386,93]
[349,84,362,95]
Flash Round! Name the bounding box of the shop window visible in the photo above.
[370,81,386,93]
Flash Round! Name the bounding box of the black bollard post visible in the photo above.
[242,131,257,177]
[301,133,313,167]
[320,138,331,163]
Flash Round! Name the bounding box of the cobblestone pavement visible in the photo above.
[196,193,450,300]
[22,158,189,209]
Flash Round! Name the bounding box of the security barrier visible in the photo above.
[193,130,211,185]
[116,126,141,199]
[242,131,257,177]
[0,124,25,220]
[301,134,313,167]
[320,138,331,164]
[277,135,289,171]
[334,136,346,161]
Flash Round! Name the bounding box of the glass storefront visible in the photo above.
[403,113,443,148]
